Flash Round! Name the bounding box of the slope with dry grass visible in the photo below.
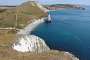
[0,1,47,28]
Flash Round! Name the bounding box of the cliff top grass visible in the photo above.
[0,46,73,60]
[0,1,47,29]
[0,30,16,46]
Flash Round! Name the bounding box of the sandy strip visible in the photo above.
[17,18,44,35]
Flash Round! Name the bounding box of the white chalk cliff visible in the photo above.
[12,35,50,53]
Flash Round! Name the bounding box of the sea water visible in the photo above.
[31,6,90,60]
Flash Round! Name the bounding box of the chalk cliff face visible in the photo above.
[12,35,50,53]
[12,34,79,60]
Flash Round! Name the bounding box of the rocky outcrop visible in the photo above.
[63,52,79,60]
[12,35,50,53]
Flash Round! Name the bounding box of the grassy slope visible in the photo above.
[16,2,47,29]
[0,8,16,28]
[0,1,47,28]
[0,30,16,46]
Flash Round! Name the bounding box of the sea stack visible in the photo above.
[45,14,51,23]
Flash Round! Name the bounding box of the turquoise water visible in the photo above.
[31,6,90,60]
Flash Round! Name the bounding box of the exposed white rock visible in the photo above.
[12,35,50,53]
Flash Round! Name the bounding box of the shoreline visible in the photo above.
[17,18,45,35]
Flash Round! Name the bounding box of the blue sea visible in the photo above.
[31,6,90,60]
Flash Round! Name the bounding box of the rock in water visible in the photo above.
[12,35,50,53]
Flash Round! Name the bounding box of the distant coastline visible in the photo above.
[44,4,85,10]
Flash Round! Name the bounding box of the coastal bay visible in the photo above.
[31,6,90,60]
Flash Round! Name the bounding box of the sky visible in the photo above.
[0,0,90,5]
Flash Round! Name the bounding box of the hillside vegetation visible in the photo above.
[0,1,47,28]
[0,47,77,60]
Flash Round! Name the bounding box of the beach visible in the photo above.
[17,18,45,35]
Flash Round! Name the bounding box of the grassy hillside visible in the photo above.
[16,1,47,28]
[0,1,47,28]
[0,30,16,46]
